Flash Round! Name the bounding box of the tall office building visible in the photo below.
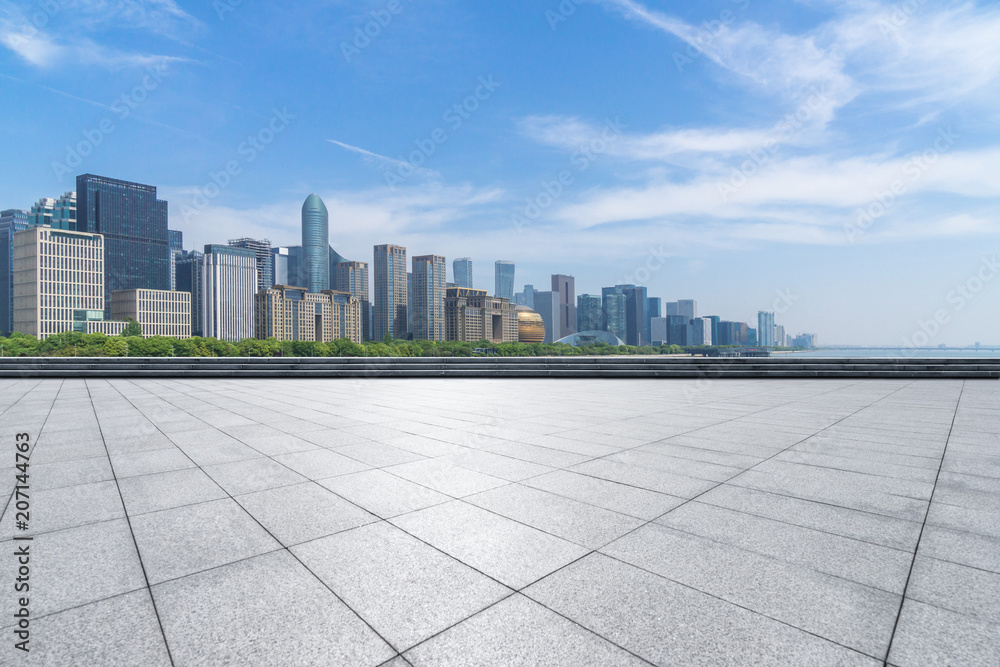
[601,288,627,341]
[677,299,698,321]
[604,284,647,346]
[532,290,560,343]
[453,257,473,288]
[255,286,362,344]
[412,255,446,341]
[707,315,721,347]
[373,244,407,340]
[204,245,257,342]
[494,260,515,300]
[110,289,191,339]
[757,311,776,347]
[301,194,330,293]
[76,175,169,315]
[687,317,712,346]
[12,227,104,339]
[406,271,413,337]
[577,294,603,332]
[334,260,370,340]
[175,250,204,337]
[168,230,183,290]
[775,324,786,348]
[667,315,688,345]
[29,192,76,230]
[229,237,274,291]
[444,287,517,343]
[647,297,662,319]
[271,246,301,287]
[1,209,31,335]
[551,274,576,337]
[515,284,535,308]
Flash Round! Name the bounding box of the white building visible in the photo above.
[204,244,256,341]
[111,289,192,338]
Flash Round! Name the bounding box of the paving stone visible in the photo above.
[273,448,372,479]
[385,458,508,498]
[118,467,227,515]
[523,469,685,520]
[887,599,1000,667]
[203,456,307,496]
[319,469,451,518]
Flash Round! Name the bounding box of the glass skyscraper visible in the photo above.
[301,194,330,293]
[29,192,76,230]
[494,260,514,300]
[229,237,274,291]
[453,257,473,288]
[0,209,31,335]
[175,250,205,337]
[76,174,169,315]
[758,311,776,347]
[576,294,603,332]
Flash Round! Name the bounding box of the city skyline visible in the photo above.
[0,1,998,345]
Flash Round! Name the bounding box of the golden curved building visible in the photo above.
[516,305,545,343]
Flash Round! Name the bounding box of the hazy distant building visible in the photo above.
[605,284,647,346]
[748,327,758,346]
[707,315,721,347]
[76,174,169,316]
[651,317,667,344]
[0,209,31,335]
[666,315,688,346]
[110,289,191,339]
[13,227,104,339]
[677,299,698,321]
[792,333,817,348]
[647,297,661,319]
[687,317,712,346]
[577,294,603,332]
[204,244,256,342]
[494,260,515,300]
[775,324,786,348]
[334,260,370,340]
[515,284,535,308]
[412,255,446,341]
[229,237,274,291]
[757,311,775,347]
[255,285,361,344]
[444,287,517,343]
[373,244,407,340]
[175,250,204,337]
[453,257,473,288]
[552,274,576,337]
[301,194,330,293]
[601,289,626,341]
[532,290,560,343]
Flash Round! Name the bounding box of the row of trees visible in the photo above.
[0,331,689,358]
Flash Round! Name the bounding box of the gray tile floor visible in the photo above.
[1,378,998,666]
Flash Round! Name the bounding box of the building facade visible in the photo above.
[444,287,517,343]
[1,209,31,335]
[494,260,515,300]
[514,284,535,308]
[757,311,776,347]
[334,260,370,340]
[76,175,170,316]
[601,289,627,341]
[453,257,473,288]
[373,244,407,340]
[532,290,560,343]
[13,227,104,339]
[229,237,274,291]
[110,289,192,338]
[576,294,603,332]
[175,250,204,337]
[168,230,183,291]
[412,254,446,341]
[301,194,330,293]
[552,274,576,338]
[29,192,76,230]
[687,317,713,346]
[255,286,362,344]
[204,245,256,342]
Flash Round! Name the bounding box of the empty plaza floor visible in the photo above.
[1,377,998,666]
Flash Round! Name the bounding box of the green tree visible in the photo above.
[121,317,142,337]
[102,337,129,357]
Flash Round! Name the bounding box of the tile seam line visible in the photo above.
[86,378,176,667]
[106,378,401,657]
[0,378,50,520]
[882,379,967,667]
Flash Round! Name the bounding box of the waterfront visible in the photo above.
[785,348,1000,359]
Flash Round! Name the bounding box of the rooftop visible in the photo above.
[2,378,997,665]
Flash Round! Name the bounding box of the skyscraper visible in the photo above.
[76,174,169,316]
[532,290,560,343]
[407,271,413,337]
[601,288,627,340]
[0,209,30,335]
[551,274,576,337]
[168,230,183,291]
[515,284,535,308]
[677,299,698,321]
[29,192,76,230]
[494,260,514,300]
[301,194,330,293]
[335,261,370,340]
[412,255,446,341]
[229,237,274,291]
[577,294,603,332]
[604,284,647,346]
[647,297,662,319]
[175,250,205,337]
[758,311,776,347]
[707,315,721,347]
[453,257,473,288]
[373,244,407,340]
[204,245,257,341]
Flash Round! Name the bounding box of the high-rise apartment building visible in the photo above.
[757,311,776,347]
[576,294,603,332]
[551,274,576,337]
[412,255,446,341]
[255,286,362,344]
[110,289,192,338]
[229,237,274,291]
[301,194,330,293]
[444,287,517,343]
[453,257,473,289]
[494,260,515,300]
[1,209,31,335]
[204,244,256,342]
[12,227,104,339]
[334,260,370,340]
[175,250,204,337]
[76,174,169,315]
[29,192,76,230]
[373,244,407,340]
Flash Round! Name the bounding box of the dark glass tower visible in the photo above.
[1,209,31,335]
[76,174,169,315]
[301,194,330,293]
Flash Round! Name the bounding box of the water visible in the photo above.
[782,348,1000,359]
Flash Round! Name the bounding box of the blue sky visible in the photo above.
[1,0,998,345]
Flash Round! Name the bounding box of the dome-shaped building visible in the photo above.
[515,305,545,343]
